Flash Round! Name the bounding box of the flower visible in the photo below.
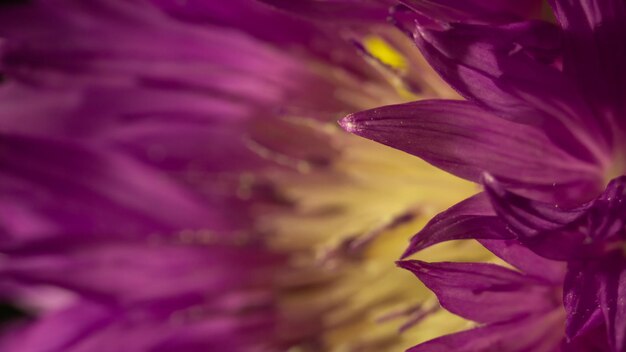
[0,0,498,351]
[341,0,626,350]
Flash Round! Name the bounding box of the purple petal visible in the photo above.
[479,239,566,284]
[0,298,279,352]
[564,261,604,341]
[0,0,355,121]
[399,0,542,24]
[549,0,626,133]
[402,193,510,258]
[484,175,626,260]
[413,19,613,166]
[0,238,283,306]
[340,99,601,202]
[408,313,564,352]
[259,0,391,22]
[562,324,611,351]
[398,260,557,324]
[598,257,626,352]
[0,134,230,245]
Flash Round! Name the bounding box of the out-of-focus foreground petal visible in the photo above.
[0,0,494,351]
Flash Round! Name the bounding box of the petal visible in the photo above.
[402,193,510,258]
[398,260,557,323]
[0,238,282,306]
[258,0,389,22]
[0,133,227,244]
[340,99,600,201]
[479,239,566,284]
[0,298,278,352]
[484,175,626,260]
[399,0,543,24]
[408,313,564,352]
[414,19,612,165]
[564,261,604,340]
[549,0,626,132]
[0,0,353,119]
[598,258,626,352]
[0,302,113,352]
[562,323,611,351]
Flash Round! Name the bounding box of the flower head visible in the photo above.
[0,0,499,351]
[341,0,626,350]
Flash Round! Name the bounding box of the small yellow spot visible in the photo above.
[363,36,407,71]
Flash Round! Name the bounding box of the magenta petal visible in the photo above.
[0,302,113,352]
[340,100,600,200]
[407,314,563,352]
[402,193,510,258]
[483,174,588,234]
[549,0,626,131]
[0,238,282,306]
[414,19,612,165]
[0,298,278,352]
[0,133,227,244]
[259,0,390,22]
[484,175,626,259]
[483,174,597,260]
[398,260,557,324]
[564,261,604,340]
[598,259,626,352]
[400,0,542,23]
[479,239,565,284]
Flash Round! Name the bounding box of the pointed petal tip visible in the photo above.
[396,259,425,273]
[400,248,413,260]
[396,259,408,269]
[401,241,420,259]
[481,172,507,198]
[338,114,359,134]
[480,172,495,185]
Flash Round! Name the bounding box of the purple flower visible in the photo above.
[340,0,626,350]
[0,0,354,350]
[0,0,498,350]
